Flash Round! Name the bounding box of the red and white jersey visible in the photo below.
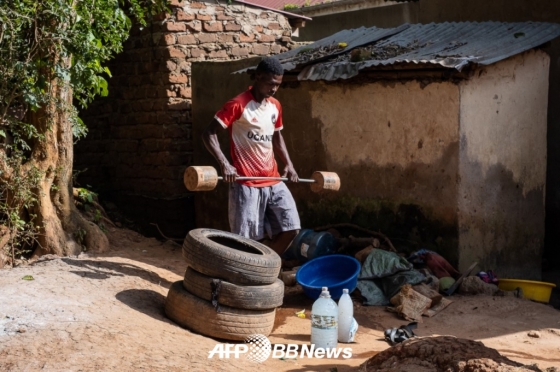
[215,88,283,187]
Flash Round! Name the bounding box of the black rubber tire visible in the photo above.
[182,228,281,285]
[165,281,275,341]
[183,267,284,310]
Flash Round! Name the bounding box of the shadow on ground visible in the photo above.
[115,289,172,323]
[61,258,174,287]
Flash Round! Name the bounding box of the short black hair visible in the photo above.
[256,57,284,75]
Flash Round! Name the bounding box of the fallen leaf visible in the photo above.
[21,275,34,281]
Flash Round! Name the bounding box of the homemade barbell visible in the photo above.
[184,166,340,193]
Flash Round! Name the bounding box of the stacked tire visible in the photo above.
[165,228,284,341]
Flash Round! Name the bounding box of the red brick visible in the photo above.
[152,99,169,111]
[168,46,188,58]
[164,124,190,138]
[128,76,142,86]
[197,33,217,43]
[190,2,206,8]
[214,6,225,11]
[281,36,291,43]
[115,140,139,153]
[176,9,195,21]
[162,34,176,45]
[152,12,168,21]
[271,44,285,54]
[268,22,281,30]
[127,113,158,125]
[255,25,263,32]
[186,21,202,32]
[177,34,197,45]
[165,89,177,97]
[168,73,188,84]
[231,47,249,57]
[258,34,276,42]
[190,48,205,58]
[252,44,269,55]
[239,33,255,42]
[218,34,235,43]
[169,0,184,6]
[203,21,223,32]
[140,100,154,111]
[157,113,184,125]
[224,22,242,31]
[166,60,178,72]
[209,50,228,58]
[164,22,186,32]
[179,87,192,98]
[140,62,159,73]
[216,12,234,21]
[196,14,212,21]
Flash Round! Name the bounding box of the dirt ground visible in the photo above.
[1,227,559,372]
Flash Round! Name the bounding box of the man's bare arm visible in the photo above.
[201,119,237,182]
[273,131,298,182]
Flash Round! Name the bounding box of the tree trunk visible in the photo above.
[25,75,109,257]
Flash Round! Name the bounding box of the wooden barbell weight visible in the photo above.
[184,166,340,193]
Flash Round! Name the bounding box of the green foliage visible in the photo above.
[74,227,87,251]
[76,187,97,206]
[0,154,43,265]
[0,0,168,150]
[74,186,107,233]
[282,3,300,10]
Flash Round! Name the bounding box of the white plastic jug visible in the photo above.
[338,288,354,342]
[311,287,338,350]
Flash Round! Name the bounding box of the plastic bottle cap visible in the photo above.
[320,287,331,298]
[343,289,349,294]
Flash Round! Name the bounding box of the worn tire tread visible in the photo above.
[183,267,284,310]
[182,228,281,285]
[165,281,275,340]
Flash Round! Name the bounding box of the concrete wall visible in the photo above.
[293,0,560,265]
[458,50,549,278]
[75,1,292,237]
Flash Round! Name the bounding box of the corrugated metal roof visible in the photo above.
[236,22,560,81]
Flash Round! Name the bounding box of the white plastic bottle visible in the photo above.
[337,288,354,342]
[311,287,338,350]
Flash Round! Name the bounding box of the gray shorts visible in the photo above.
[228,182,301,240]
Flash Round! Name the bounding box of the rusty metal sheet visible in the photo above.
[234,22,560,81]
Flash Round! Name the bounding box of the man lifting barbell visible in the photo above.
[201,57,301,256]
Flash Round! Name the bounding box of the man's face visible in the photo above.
[254,72,283,99]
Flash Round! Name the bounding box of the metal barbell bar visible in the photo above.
[184,166,340,193]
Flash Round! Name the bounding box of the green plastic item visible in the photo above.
[439,277,456,292]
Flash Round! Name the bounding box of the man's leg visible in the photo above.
[266,182,301,256]
[228,183,267,240]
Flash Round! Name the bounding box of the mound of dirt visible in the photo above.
[358,336,543,372]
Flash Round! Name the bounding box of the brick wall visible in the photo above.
[75,0,293,237]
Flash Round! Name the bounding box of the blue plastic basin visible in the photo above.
[296,254,361,300]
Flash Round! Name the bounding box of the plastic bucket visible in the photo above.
[498,279,556,303]
[283,229,338,263]
[296,254,361,300]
